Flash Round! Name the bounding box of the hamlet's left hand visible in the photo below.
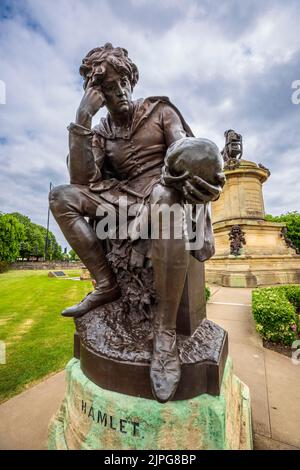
[182,175,222,204]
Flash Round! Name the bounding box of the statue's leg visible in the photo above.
[149,183,189,402]
[49,184,120,317]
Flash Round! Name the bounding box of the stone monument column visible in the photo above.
[212,160,267,223]
[206,131,300,287]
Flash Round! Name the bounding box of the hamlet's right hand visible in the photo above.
[76,78,105,125]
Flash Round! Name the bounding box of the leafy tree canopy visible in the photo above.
[265,211,300,253]
[69,249,80,261]
[0,213,25,262]
[1,212,64,261]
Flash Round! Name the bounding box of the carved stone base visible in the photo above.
[206,255,300,287]
[48,356,252,450]
[206,217,300,287]
[74,318,228,400]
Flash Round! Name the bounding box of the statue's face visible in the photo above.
[101,63,132,114]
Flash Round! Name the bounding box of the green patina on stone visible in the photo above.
[48,357,252,450]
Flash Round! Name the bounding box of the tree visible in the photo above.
[9,212,63,261]
[0,213,25,262]
[60,247,70,261]
[265,211,300,253]
[69,249,80,261]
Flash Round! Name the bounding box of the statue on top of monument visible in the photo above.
[49,43,225,402]
[221,129,243,170]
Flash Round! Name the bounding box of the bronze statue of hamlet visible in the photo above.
[49,43,225,403]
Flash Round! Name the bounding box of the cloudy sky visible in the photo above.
[0,0,300,248]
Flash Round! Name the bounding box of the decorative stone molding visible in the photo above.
[258,163,271,177]
[224,158,241,170]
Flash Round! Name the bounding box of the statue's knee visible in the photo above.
[150,184,184,237]
[150,183,181,206]
[49,184,75,213]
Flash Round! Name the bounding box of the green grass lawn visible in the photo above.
[0,269,91,403]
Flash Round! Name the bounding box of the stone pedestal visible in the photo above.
[80,267,92,280]
[206,160,300,287]
[48,357,252,450]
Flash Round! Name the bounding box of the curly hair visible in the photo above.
[79,43,139,90]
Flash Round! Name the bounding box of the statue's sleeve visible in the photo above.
[161,103,188,147]
[66,122,103,185]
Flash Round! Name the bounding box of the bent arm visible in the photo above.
[161,103,189,147]
[67,122,102,185]
[67,78,106,185]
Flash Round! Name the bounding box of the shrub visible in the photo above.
[0,261,10,273]
[252,286,300,345]
[205,286,211,302]
[277,285,300,311]
[265,211,300,253]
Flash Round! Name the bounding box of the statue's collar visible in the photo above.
[94,96,171,139]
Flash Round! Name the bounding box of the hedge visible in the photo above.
[0,261,10,273]
[252,285,300,345]
[205,286,211,302]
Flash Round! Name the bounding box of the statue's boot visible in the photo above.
[150,328,181,403]
[150,237,189,403]
[61,237,121,318]
[61,288,121,318]
[49,186,121,318]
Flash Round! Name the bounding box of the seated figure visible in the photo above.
[49,43,224,403]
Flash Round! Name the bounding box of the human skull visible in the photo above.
[162,137,226,204]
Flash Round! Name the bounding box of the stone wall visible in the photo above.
[11,261,83,270]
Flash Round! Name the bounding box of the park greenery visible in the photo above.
[68,249,80,261]
[0,269,91,403]
[265,211,300,253]
[252,285,300,345]
[10,212,63,261]
[205,286,211,302]
[0,214,25,263]
[0,212,67,270]
[0,269,212,403]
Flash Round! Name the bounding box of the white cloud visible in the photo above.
[0,0,299,248]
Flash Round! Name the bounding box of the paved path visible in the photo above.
[0,372,66,450]
[0,286,299,450]
[207,286,300,450]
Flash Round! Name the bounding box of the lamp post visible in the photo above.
[44,182,53,260]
